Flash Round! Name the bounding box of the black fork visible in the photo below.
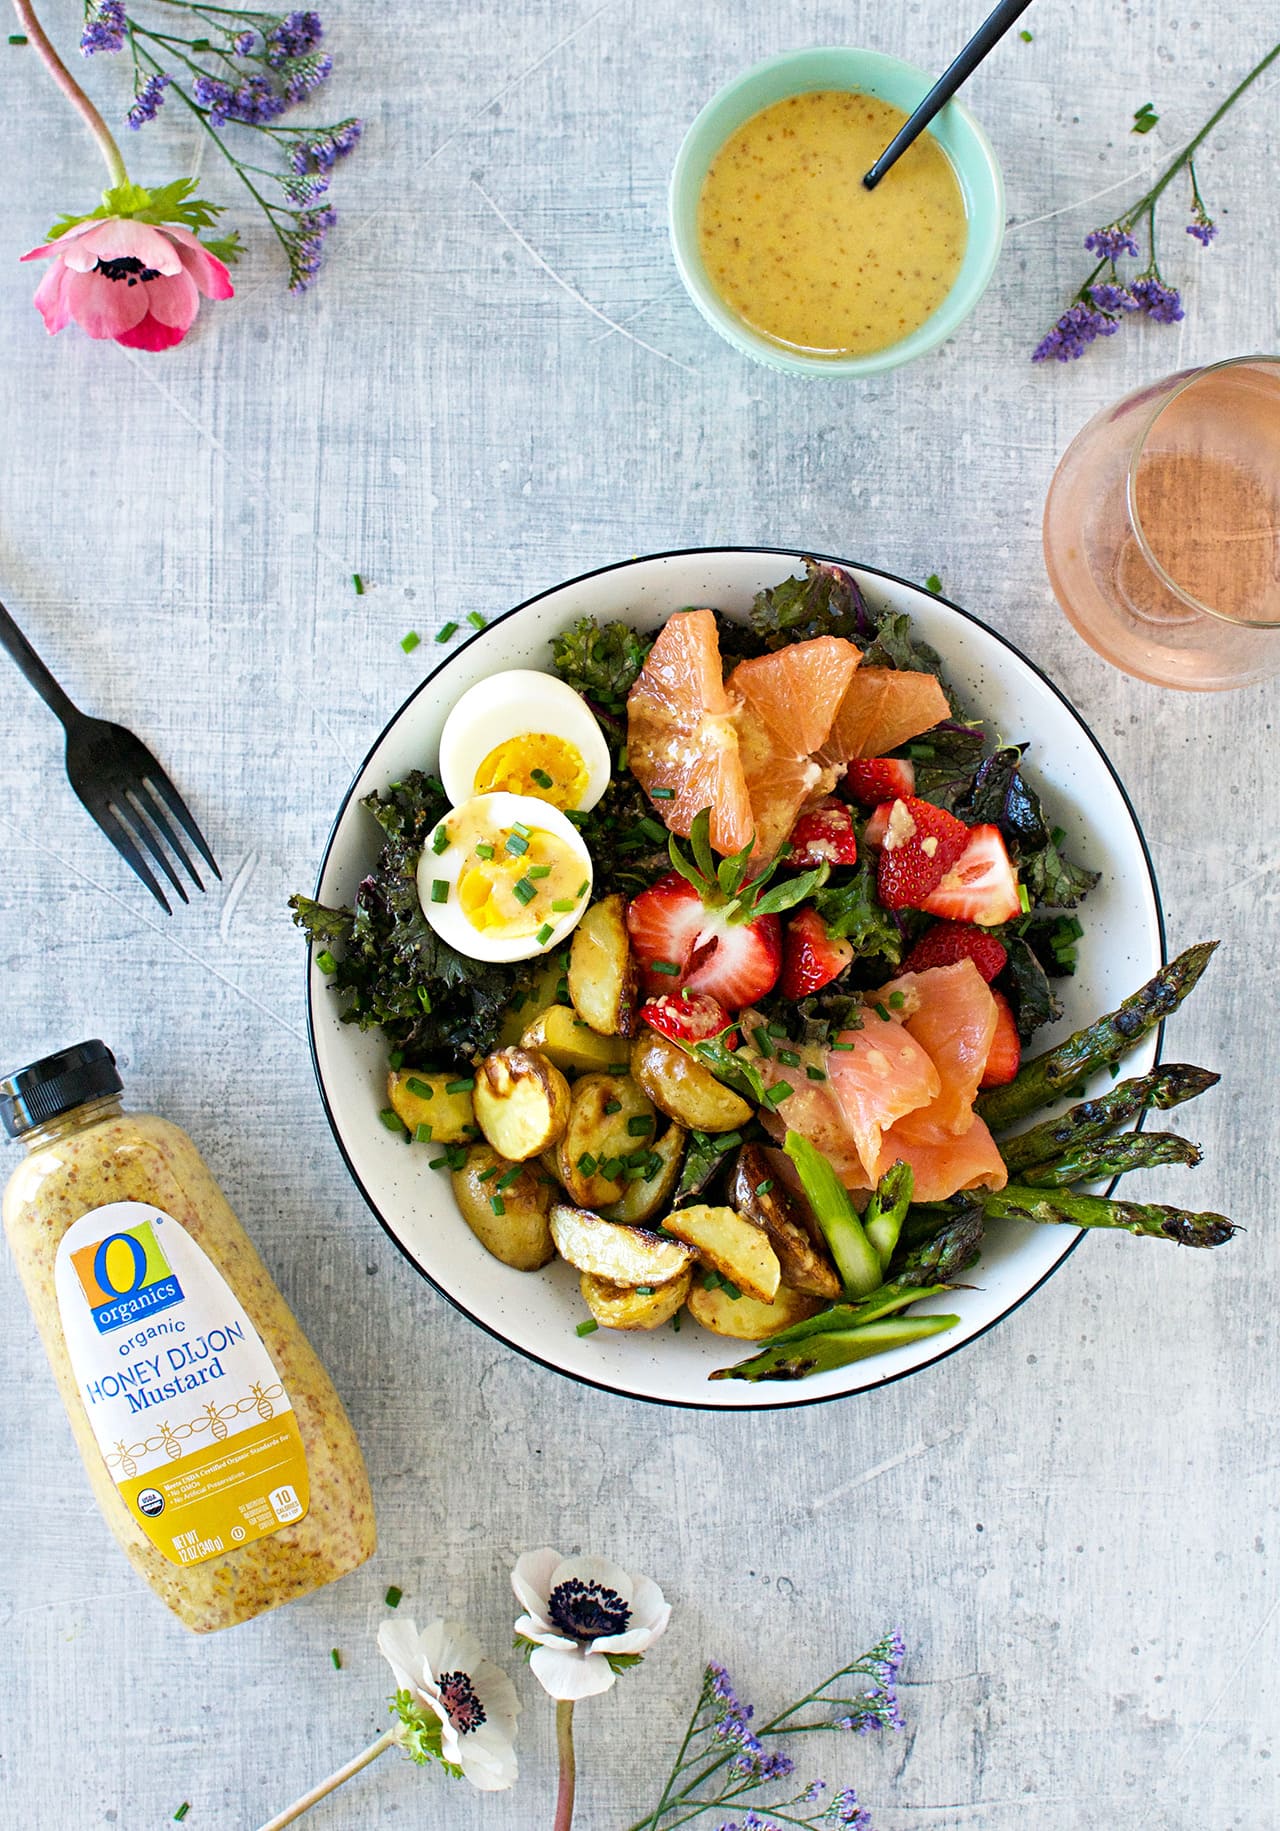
[0,596,220,914]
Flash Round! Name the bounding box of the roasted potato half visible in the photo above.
[630,1031,753,1134]
[601,1123,686,1225]
[521,1005,631,1075]
[686,1280,826,1340]
[386,1069,476,1144]
[550,1204,696,1286]
[556,1073,657,1208]
[451,1146,556,1271]
[729,1144,841,1300]
[662,1202,781,1304]
[568,895,637,1037]
[473,1046,571,1162]
[579,1267,692,1332]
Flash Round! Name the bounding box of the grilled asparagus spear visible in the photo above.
[961,1183,1235,1248]
[1020,1131,1202,1187]
[710,1313,959,1383]
[999,1065,1220,1173]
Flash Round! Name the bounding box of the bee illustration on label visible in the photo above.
[159,1421,182,1461]
[115,1438,137,1478]
[251,1381,275,1421]
[204,1401,228,1441]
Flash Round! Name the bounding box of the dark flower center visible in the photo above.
[437,1670,486,1735]
[547,1578,631,1642]
[95,255,161,287]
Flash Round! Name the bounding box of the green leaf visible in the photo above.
[549,616,653,711]
[201,230,243,264]
[604,1652,646,1674]
[812,857,904,963]
[688,807,717,883]
[717,837,755,899]
[748,862,830,919]
[46,177,227,243]
[750,557,876,650]
[924,572,943,594]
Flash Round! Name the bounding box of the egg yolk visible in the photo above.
[473,733,588,810]
[455,823,586,937]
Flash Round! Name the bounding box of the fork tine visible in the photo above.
[120,792,190,905]
[131,782,203,893]
[83,800,172,914]
[143,771,220,879]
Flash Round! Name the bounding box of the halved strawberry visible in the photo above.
[626,871,782,1010]
[875,798,970,911]
[918,824,1021,927]
[980,989,1022,1086]
[786,798,858,869]
[779,907,853,1000]
[684,913,782,1009]
[844,757,915,806]
[902,920,1008,983]
[640,990,735,1045]
[624,872,707,993]
[862,801,893,848]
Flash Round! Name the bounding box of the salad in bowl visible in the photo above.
[295,551,1232,1407]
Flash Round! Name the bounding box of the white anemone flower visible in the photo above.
[377,1616,520,1791]
[511,1548,672,1700]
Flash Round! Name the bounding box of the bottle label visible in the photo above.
[54,1201,310,1567]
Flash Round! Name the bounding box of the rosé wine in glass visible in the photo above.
[1043,355,1280,690]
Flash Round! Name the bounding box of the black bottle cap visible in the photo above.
[0,1041,123,1139]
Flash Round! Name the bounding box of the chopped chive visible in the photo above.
[445,1077,475,1094]
[478,1164,499,1181]
[618,744,629,769]
[650,787,675,800]
[702,1269,721,1290]
[651,960,680,976]
[431,825,450,854]
[636,1285,655,1297]
[627,1115,654,1136]
[577,879,590,897]
[601,1156,625,1180]
[513,878,538,906]
[505,833,529,856]
[430,879,449,904]
[873,1002,891,1022]
[608,1061,629,1075]
[639,816,668,842]
[400,630,420,653]
[925,573,943,594]
[414,1123,433,1143]
[436,621,459,643]
[806,1065,828,1081]
[490,1194,506,1216]
[8,31,29,41]
[721,1279,742,1301]
[565,808,588,826]
[1051,825,1067,848]
[889,991,905,1009]
[1019,25,1033,38]
[405,1075,434,1099]
[352,573,365,595]
[776,1048,801,1067]
[417,987,432,1013]
[429,1154,450,1169]
[473,843,494,862]
[536,923,554,945]
[576,1318,598,1336]
[173,1808,190,1824]
[467,610,487,629]
[767,1022,787,1038]
[557,979,571,1000]
[385,1585,403,1607]
[378,1108,408,1134]
[551,898,576,912]
[496,1167,522,1190]
[330,1648,342,1669]
[527,863,552,879]
[644,1152,662,1177]
[1018,883,1032,914]
[530,768,554,789]
[831,1040,855,1051]
[764,1081,794,1106]
[604,1099,623,1115]
[752,1026,774,1058]
[577,1152,598,1176]
[718,1131,743,1150]
[623,1165,648,1181]
[671,1310,682,1332]
[755,1178,774,1196]
[316,949,337,976]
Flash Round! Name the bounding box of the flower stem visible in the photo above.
[10,0,129,187]
[254,1730,396,1831]
[1140,38,1280,214]
[554,1700,577,1831]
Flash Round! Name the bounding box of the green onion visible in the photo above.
[639,817,668,842]
[604,1099,622,1115]
[429,1155,450,1169]
[505,833,529,856]
[430,879,449,904]
[405,1075,434,1099]
[389,1050,404,1069]
[873,1002,891,1021]
[752,1026,773,1057]
[1051,825,1067,848]
[431,825,450,854]
[1018,883,1032,914]
[536,923,554,945]
[623,1165,648,1181]
[627,1115,654,1136]
[717,1131,743,1150]
[551,898,575,912]
[577,1152,598,1176]
[806,1065,828,1081]
[8,32,29,42]
[576,1318,598,1336]
[414,1123,432,1143]
[636,1286,655,1297]
[417,987,433,1013]
[765,1081,794,1106]
[436,621,459,643]
[767,1022,787,1038]
[527,863,552,879]
[889,990,905,1010]
[755,1179,774,1196]
[671,1310,681,1332]
[831,1040,855,1051]
[925,573,943,594]
[565,808,588,826]
[445,1077,475,1094]
[1019,25,1033,37]
[577,879,589,897]
[385,1585,403,1608]
[530,769,554,789]
[496,1167,522,1190]
[467,610,487,629]
[651,960,680,976]
[513,877,538,905]
[721,1279,742,1301]
[608,1061,629,1075]
[474,842,494,860]
[478,1164,499,1181]
[173,1807,190,1824]
[330,1648,342,1669]
[378,1108,408,1134]
[400,630,420,653]
[651,787,674,800]
[702,1269,721,1290]
[513,821,532,837]
[491,1195,506,1216]
[316,949,337,976]
[353,573,365,595]
[601,1156,625,1180]
[777,1048,801,1067]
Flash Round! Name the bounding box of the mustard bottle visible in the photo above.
[1,1040,376,1632]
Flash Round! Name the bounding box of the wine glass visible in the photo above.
[1042,354,1280,690]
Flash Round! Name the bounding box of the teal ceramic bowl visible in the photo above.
[669,47,1006,377]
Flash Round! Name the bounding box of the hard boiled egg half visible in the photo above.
[438,670,611,814]
[417,792,594,963]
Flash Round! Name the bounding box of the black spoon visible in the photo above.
[863,0,1035,190]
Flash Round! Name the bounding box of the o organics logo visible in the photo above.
[71,1219,184,1333]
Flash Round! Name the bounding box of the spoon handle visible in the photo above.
[863,0,1035,189]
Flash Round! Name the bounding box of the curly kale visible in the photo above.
[748,556,878,650]
[953,745,1100,909]
[550,617,652,714]
[290,770,538,1068]
[811,855,906,964]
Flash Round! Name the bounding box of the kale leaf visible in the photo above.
[859,610,965,716]
[950,745,1099,908]
[812,856,906,964]
[749,557,878,650]
[550,617,652,714]
[999,935,1063,1040]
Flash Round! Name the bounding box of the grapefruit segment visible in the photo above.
[815,667,950,767]
[626,609,754,856]
[726,635,862,862]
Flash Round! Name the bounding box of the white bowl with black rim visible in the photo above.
[306,548,1164,1411]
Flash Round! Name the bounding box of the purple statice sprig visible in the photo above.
[628,1638,905,1831]
[82,1,362,292]
[1033,40,1280,363]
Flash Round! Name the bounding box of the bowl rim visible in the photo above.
[667,46,1007,378]
[306,545,1166,1412]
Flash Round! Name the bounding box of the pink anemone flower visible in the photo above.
[21,216,233,351]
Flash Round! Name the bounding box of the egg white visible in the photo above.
[437,670,611,812]
[417,791,594,963]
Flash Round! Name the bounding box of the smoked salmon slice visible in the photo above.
[879,961,998,1136]
[825,1013,940,1184]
